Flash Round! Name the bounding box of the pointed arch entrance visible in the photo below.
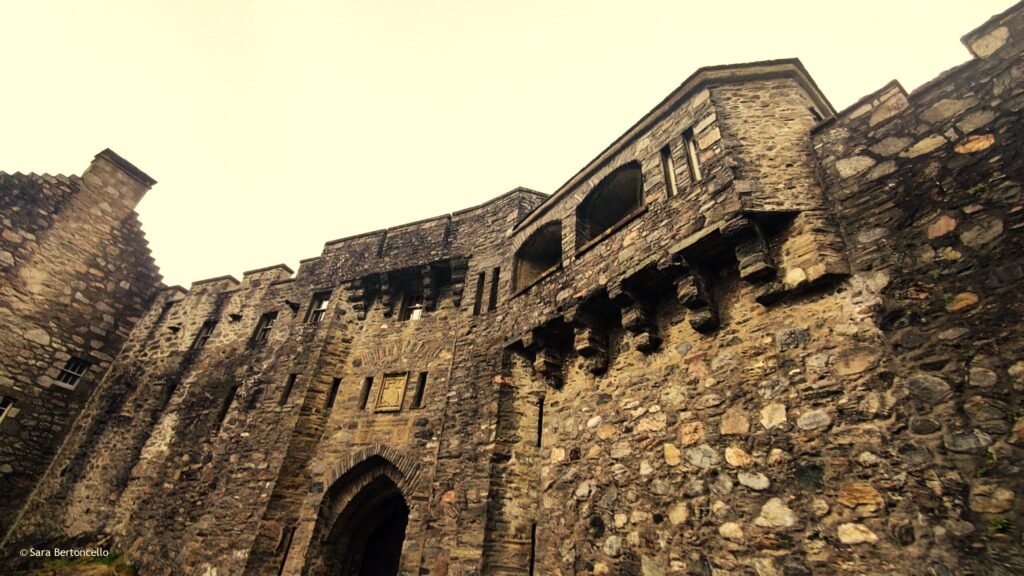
[302,454,416,576]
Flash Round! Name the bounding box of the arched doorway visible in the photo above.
[303,456,412,576]
[327,476,408,576]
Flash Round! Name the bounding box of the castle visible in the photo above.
[2,4,1023,575]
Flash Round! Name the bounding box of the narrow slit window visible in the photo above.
[277,526,296,576]
[280,374,297,406]
[536,395,545,448]
[0,396,14,426]
[217,385,238,430]
[472,272,485,316]
[305,291,331,324]
[412,372,427,409]
[487,267,500,312]
[683,128,702,182]
[56,358,90,389]
[358,376,374,410]
[528,522,538,576]
[809,107,823,122]
[161,380,179,411]
[660,145,678,198]
[191,320,217,349]
[252,311,278,344]
[326,378,341,410]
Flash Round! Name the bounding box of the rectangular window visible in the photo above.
[56,358,90,389]
[280,374,297,406]
[305,291,331,324]
[412,372,427,409]
[358,376,374,410]
[472,272,485,316]
[217,385,238,430]
[326,378,342,410]
[191,320,217,349]
[0,396,14,425]
[252,311,278,344]
[487,267,500,312]
[683,128,702,182]
[398,291,425,321]
[536,395,545,448]
[660,145,678,198]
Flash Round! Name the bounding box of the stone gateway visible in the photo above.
[2,4,1024,575]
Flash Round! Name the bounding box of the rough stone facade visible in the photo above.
[0,150,162,536]
[3,4,1024,575]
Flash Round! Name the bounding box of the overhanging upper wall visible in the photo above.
[515,59,836,233]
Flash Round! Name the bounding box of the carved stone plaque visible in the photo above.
[375,372,408,412]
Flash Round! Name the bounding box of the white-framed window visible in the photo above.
[399,291,425,321]
[192,320,217,349]
[306,291,331,324]
[252,311,278,344]
[56,358,90,389]
[0,396,14,425]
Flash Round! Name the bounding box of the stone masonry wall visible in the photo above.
[0,150,162,541]
[4,4,1024,576]
[4,187,548,576]
[810,6,1024,572]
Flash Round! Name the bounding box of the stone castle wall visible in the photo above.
[3,4,1024,575]
[0,150,162,538]
[808,8,1024,572]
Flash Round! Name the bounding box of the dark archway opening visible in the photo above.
[513,221,563,293]
[575,161,644,249]
[350,493,407,576]
[317,475,410,576]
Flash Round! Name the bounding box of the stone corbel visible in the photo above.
[450,257,469,308]
[733,220,788,305]
[609,284,662,353]
[345,279,369,320]
[734,229,776,282]
[422,265,439,312]
[572,310,609,375]
[756,210,851,305]
[380,273,396,318]
[523,329,564,387]
[675,265,719,334]
[533,347,563,385]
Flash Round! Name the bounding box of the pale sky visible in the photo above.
[2,1,1012,287]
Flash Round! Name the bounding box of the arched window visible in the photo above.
[513,221,562,293]
[575,161,644,249]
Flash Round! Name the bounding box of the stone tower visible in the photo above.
[0,150,162,533]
